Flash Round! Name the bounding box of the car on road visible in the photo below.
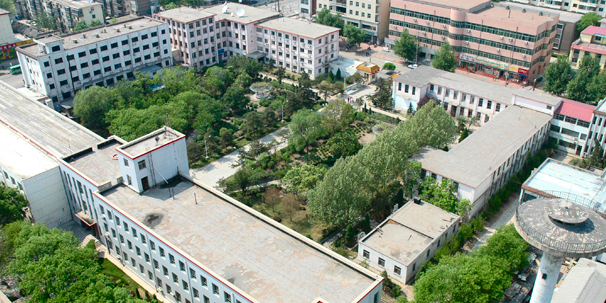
[407,64,418,69]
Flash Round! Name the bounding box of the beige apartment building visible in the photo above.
[569,23,606,70]
[387,0,559,82]
[15,0,104,33]
[314,0,391,43]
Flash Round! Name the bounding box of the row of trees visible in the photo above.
[1,222,149,302]
[544,55,606,104]
[414,224,529,303]
[307,101,458,227]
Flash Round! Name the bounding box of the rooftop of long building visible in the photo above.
[257,17,340,39]
[0,124,58,180]
[412,106,552,189]
[202,3,279,24]
[100,177,379,303]
[65,138,123,187]
[0,81,102,158]
[493,2,582,23]
[154,7,215,23]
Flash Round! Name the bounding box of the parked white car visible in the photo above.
[407,64,418,69]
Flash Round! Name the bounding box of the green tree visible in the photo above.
[282,164,327,195]
[73,86,116,136]
[335,68,342,80]
[227,55,263,79]
[314,7,344,32]
[0,185,28,225]
[110,17,118,24]
[459,128,469,142]
[242,111,264,139]
[73,21,89,31]
[393,29,418,61]
[35,10,58,30]
[344,23,365,46]
[370,77,393,109]
[223,85,250,112]
[588,72,606,103]
[577,12,602,32]
[432,42,457,72]
[288,109,326,153]
[382,62,396,70]
[165,2,179,9]
[317,80,334,101]
[219,127,234,149]
[544,56,573,96]
[343,224,356,246]
[419,177,458,213]
[328,130,362,159]
[0,0,14,13]
[321,98,355,134]
[478,224,529,273]
[591,138,605,168]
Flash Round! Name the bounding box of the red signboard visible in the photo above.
[518,68,529,75]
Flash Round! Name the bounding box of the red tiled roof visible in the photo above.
[555,99,595,122]
[581,25,606,36]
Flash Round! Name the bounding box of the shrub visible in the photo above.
[232,118,244,127]
[471,216,485,233]
[273,216,282,222]
[259,99,271,107]
[391,284,402,297]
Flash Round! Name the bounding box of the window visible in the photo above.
[119,234,124,243]
[60,80,68,86]
[136,246,141,256]
[478,99,484,107]
[378,258,385,267]
[81,62,89,68]
[57,69,65,75]
[190,268,196,279]
[100,45,108,51]
[44,61,50,67]
[496,103,501,112]
[179,261,186,272]
[132,37,139,43]
[150,241,155,250]
[204,296,210,303]
[169,254,175,264]
[363,250,369,259]
[487,101,492,109]
[173,273,178,283]
[163,266,169,276]
[55,58,63,64]
[90,49,98,54]
[394,266,401,275]
[193,288,199,298]
[183,280,189,290]
[201,275,208,287]
[212,284,219,295]
[160,247,165,257]
[102,56,110,62]
[138,160,146,169]
[127,240,133,249]
[224,292,232,303]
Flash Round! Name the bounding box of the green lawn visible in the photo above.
[100,258,142,293]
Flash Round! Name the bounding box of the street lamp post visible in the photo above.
[204,135,210,159]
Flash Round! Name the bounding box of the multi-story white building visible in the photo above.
[314,0,390,43]
[299,0,317,19]
[15,0,104,33]
[358,199,460,284]
[0,80,384,303]
[510,0,606,17]
[16,18,172,105]
[256,18,340,76]
[155,4,340,78]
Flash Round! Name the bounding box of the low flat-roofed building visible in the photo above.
[412,106,552,217]
[551,99,595,156]
[570,25,606,70]
[358,200,460,283]
[552,258,606,303]
[0,124,71,229]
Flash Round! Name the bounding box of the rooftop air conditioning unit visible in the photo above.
[442,24,446,27]
[524,41,528,45]
[499,36,504,39]
[496,48,500,52]
[426,20,429,24]
[509,38,513,41]
[413,18,417,21]
[522,54,526,57]
[466,29,470,32]
[464,41,469,45]
[423,32,427,35]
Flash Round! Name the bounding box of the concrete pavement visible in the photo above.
[190,128,288,187]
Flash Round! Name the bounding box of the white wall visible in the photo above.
[512,95,557,115]
[0,13,15,46]
[23,167,71,228]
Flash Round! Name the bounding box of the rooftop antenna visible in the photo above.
[222,3,229,13]
[165,113,172,139]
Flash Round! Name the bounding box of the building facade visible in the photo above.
[16,18,172,105]
[299,0,316,19]
[387,0,559,82]
[509,0,606,17]
[494,2,583,55]
[358,200,460,284]
[0,9,16,46]
[313,0,391,43]
[155,4,340,78]
[15,0,104,33]
[550,99,593,156]
[569,25,606,70]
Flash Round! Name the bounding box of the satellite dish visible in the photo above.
[222,5,229,13]
[236,8,245,17]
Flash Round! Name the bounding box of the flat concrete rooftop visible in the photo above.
[407,0,489,11]
[118,127,184,158]
[477,6,556,27]
[0,81,103,158]
[0,124,58,180]
[102,178,377,303]
[513,88,563,106]
[66,139,122,186]
[413,106,552,188]
[203,3,279,24]
[155,7,215,23]
[258,18,340,39]
[493,2,582,23]
[523,158,606,214]
[361,201,459,266]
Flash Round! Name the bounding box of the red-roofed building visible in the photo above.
[551,99,596,156]
[569,25,606,70]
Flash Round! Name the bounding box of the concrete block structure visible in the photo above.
[0,9,16,46]
[0,80,383,303]
[412,105,552,217]
[358,200,460,283]
[569,25,606,70]
[14,0,104,33]
[387,0,559,82]
[313,0,391,43]
[16,17,172,106]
